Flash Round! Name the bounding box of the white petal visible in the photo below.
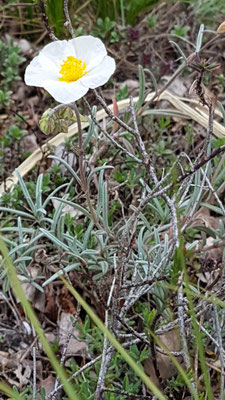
[25,40,76,87]
[70,36,107,71]
[80,56,115,89]
[24,56,58,86]
[38,40,75,69]
[42,79,89,103]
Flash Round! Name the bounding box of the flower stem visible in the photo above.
[73,102,87,193]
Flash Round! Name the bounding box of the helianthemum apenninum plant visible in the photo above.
[1,1,225,398]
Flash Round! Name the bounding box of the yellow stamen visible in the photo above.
[59,56,87,83]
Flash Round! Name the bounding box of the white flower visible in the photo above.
[24,36,115,104]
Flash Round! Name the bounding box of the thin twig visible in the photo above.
[198,104,215,159]
[93,89,138,137]
[73,102,87,192]
[201,169,225,215]
[187,161,210,221]
[129,96,149,166]
[196,319,225,357]
[47,355,102,400]
[38,0,58,41]
[63,0,75,37]
[174,145,225,185]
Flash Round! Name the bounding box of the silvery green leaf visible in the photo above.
[0,207,35,220]
[186,170,200,212]
[82,221,94,251]
[63,233,82,249]
[15,169,36,214]
[83,106,97,149]
[35,174,43,211]
[200,203,224,215]
[186,240,199,250]
[192,225,217,238]
[43,181,72,209]
[51,195,68,231]
[218,219,224,236]
[26,233,44,247]
[22,244,45,256]
[48,155,81,185]
[154,228,160,245]
[68,237,79,255]
[17,217,23,245]
[195,24,204,52]
[148,244,160,256]
[163,233,168,254]
[135,65,145,110]
[81,249,99,256]
[143,68,158,93]
[138,226,146,258]
[99,261,108,274]
[36,208,47,215]
[102,181,109,230]
[31,281,44,292]
[169,40,187,61]
[143,109,189,119]
[14,256,32,264]
[57,215,65,242]
[39,228,69,252]
[0,227,34,233]
[87,165,113,186]
[42,263,80,287]
[9,242,29,255]
[51,197,91,219]
[217,101,225,126]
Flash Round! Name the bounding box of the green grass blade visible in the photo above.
[0,382,21,400]
[184,272,214,400]
[0,237,80,400]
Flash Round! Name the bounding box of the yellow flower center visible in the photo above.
[59,56,87,83]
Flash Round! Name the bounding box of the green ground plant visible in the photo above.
[0,40,25,111]
[93,17,120,43]
[186,0,225,26]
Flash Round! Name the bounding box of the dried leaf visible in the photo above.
[40,375,55,396]
[144,329,183,388]
[17,266,46,312]
[59,312,87,356]
[0,351,10,371]
[217,21,225,34]
[15,363,32,386]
